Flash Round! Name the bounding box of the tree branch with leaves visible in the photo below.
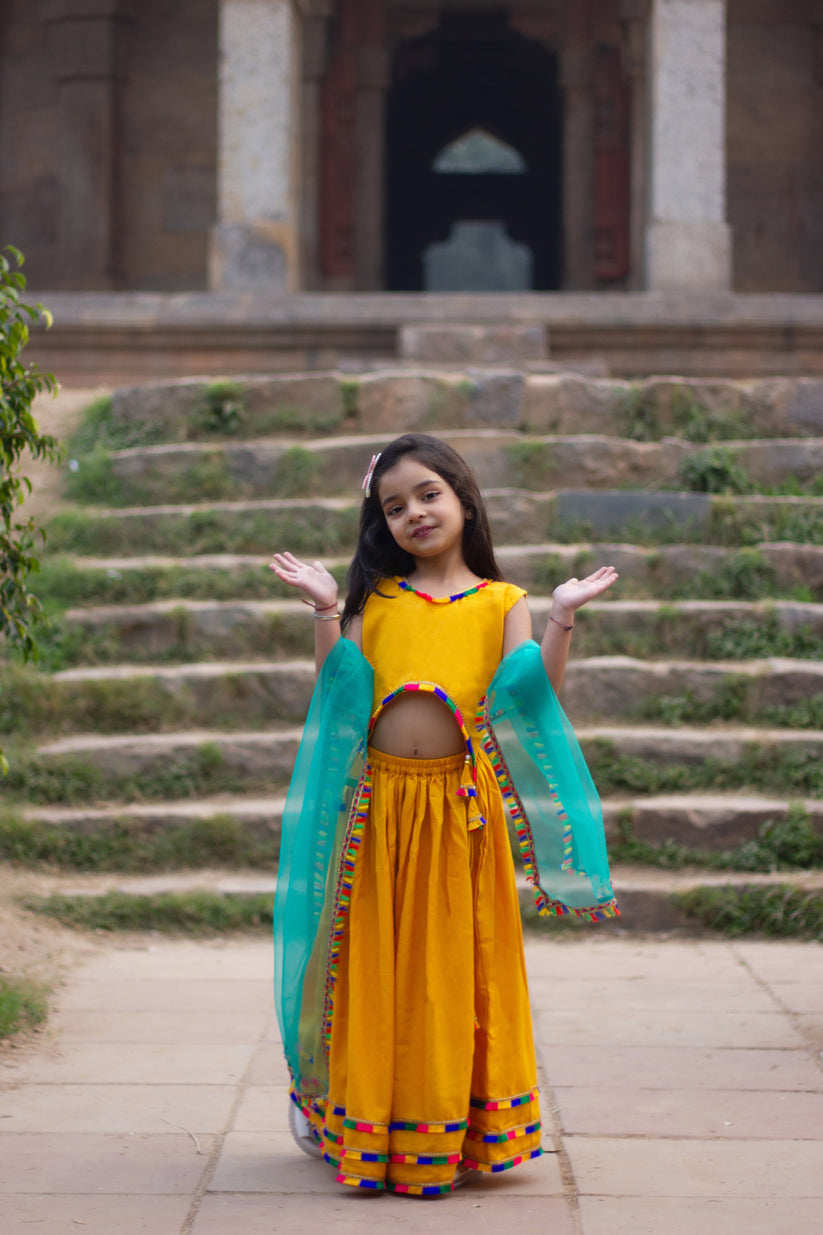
[1,246,63,772]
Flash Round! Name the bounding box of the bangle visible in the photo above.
[548,614,574,632]
[314,611,340,621]
[300,597,339,613]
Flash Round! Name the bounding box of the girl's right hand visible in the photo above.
[270,552,339,611]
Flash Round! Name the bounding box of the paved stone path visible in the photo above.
[1,935,822,1234]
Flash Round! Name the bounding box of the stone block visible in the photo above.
[523,375,629,434]
[356,372,467,431]
[646,221,733,292]
[109,379,210,440]
[399,323,546,363]
[209,222,288,292]
[464,370,524,427]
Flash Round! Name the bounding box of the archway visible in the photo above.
[385,12,562,291]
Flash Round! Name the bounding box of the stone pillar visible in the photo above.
[561,1,595,289]
[354,46,390,290]
[210,0,299,291]
[43,0,129,289]
[620,0,649,290]
[300,1,332,290]
[645,0,731,291]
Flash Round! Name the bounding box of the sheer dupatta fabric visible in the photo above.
[478,639,618,920]
[273,638,374,1099]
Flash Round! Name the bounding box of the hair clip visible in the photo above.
[361,453,381,498]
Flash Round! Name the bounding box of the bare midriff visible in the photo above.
[369,692,467,759]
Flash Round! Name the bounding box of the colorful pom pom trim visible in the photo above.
[369,681,485,821]
[476,696,620,923]
[398,577,490,605]
[320,763,373,1054]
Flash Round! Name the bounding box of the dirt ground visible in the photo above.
[3,384,109,1055]
[0,865,103,1060]
[20,385,109,523]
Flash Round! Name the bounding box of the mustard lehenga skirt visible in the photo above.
[306,747,543,1195]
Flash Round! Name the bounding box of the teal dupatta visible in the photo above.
[273,637,618,1096]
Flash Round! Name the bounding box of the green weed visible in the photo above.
[680,447,750,495]
[3,741,285,806]
[44,506,359,558]
[0,811,277,872]
[66,395,166,455]
[673,884,823,940]
[339,379,360,419]
[0,974,48,1040]
[506,441,555,489]
[584,737,823,799]
[22,890,274,935]
[616,386,661,442]
[639,676,751,727]
[197,381,246,436]
[612,803,823,873]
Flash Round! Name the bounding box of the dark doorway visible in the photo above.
[386,12,562,291]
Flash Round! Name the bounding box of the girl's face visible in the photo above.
[377,456,467,560]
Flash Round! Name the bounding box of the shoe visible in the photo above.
[288,1099,322,1159]
[452,1164,481,1188]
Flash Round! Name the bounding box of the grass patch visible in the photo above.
[2,740,286,806]
[506,441,556,489]
[584,737,823,799]
[616,386,661,442]
[33,556,348,609]
[22,890,274,935]
[612,803,823,873]
[0,811,277,872]
[673,884,823,940]
[66,395,167,455]
[0,662,310,739]
[196,381,247,436]
[704,613,820,660]
[339,379,360,419]
[673,548,779,601]
[45,506,360,558]
[638,676,751,728]
[0,974,49,1040]
[679,447,750,495]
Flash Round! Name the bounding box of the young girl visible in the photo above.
[271,433,618,1197]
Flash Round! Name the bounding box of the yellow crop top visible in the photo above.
[361,577,527,724]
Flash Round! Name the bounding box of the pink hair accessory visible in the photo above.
[361,453,381,497]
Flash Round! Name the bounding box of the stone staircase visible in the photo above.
[4,366,823,933]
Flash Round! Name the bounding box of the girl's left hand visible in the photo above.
[551,565,619,616]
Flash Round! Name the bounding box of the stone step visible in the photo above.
[20,791,822,861]
[6,654,820,741]
[566,655,823,727]
[104,372,823,444]
[54,596,823,666]
[21,724,823,806]
[44,489,823,559]
[602,793,823,851]
[17,863,823,936]
[42,541,823,608]
[69,431,823,507]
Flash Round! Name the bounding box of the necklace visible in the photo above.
[398,578,490,604]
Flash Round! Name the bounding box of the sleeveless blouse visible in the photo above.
[361,577,527,723]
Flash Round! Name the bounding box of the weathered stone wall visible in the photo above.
[118,0,218,290]
[727,0,823,293]
[0,3,61,285]
[0,0,217,291]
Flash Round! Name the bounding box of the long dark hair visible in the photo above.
[341,434,502,630]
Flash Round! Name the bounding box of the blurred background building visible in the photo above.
[2,0,822,298]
